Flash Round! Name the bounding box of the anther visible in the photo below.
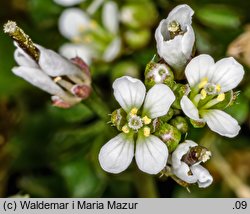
[122,125,130,134]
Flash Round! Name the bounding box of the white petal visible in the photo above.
[201,109,240,137]
[98,133,134,174]
[190,165,213,188]
[181,25,195,59]
[14,48,38,68]
[172,162,198,183]
[102,1,119,34]
[180,96,204,122]
[208,57,244,92]
[172,140,197,169]
[37,45,83,77]
[59,43,93,65]
[12,66,65,96]
[102,37,121,62]
[155,26,187,71]
[167,4,194,27]
[135,135,168,174]
[58,8,90,40]
[113,76,146,112]
[185,54,215,87]
[53,0,85,6]
[143,84,175,119]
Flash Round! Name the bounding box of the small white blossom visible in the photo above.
[53,0,85,7]
[155,4,195,74]
[58,1,121,63]
[12,43,91,108]
[172,140,213,188]
[99,76,175,174]
[180,54,244,137]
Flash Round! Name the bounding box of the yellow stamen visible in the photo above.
[90,21,98,29]
[142,116,151,125]
[122,125,130,134]
[130,108,138,115]
[53,76,62,83]
[200,89,207,100]
[216,84,221,92]
[143,127,150,137]
[72,36,81,43]
[78,25,85,32]
[217,93,225,101]
[198,78,208,89]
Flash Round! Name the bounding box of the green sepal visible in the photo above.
[212,90,237,109]
[111,108,127,131]
[120,1,158,29]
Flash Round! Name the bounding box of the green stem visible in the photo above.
[134,171,158,197]
[84,87,110,121]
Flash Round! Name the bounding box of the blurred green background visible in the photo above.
[0,0,250,198]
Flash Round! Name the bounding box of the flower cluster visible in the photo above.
[99,4,244,188]
[53,0,158,64]
[5,3,245,190]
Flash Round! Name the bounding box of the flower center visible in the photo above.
[121,108,152,136]
[128,115,143,131]
[204,83,218,95]
[197,77,224,101]
[168,20,183,39]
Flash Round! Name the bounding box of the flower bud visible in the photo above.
[155,5,195,79]
[110,108,127,131]
[172,84,190,109]
[169,116,189,134]
[144,61,174,88]
[155,123,181,152]
[124,29,151,49]
[111,61,140,82]
[120,2,158,29]
[159,108,174,122]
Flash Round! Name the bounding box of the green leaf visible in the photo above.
[57,158,105,197]
[196,4,241,29]
[18,175,67,197]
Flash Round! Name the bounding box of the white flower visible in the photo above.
[155,4,195,75]
[12,43,91,108]
[58,1,121,62]
[180,54,244,137]
[53,0,85,7]
[172,140,213,188]
[59,43,93,65]
[99,76,175,174]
